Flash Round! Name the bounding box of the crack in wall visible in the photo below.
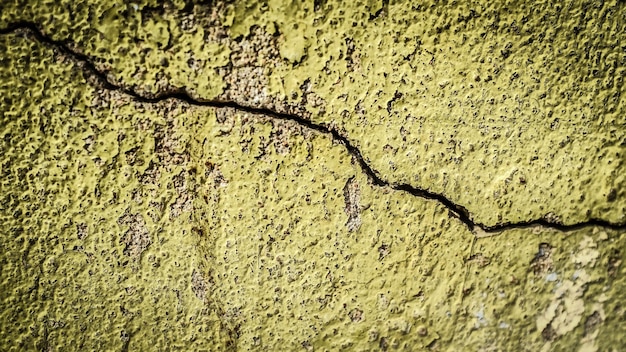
[2,21,625,236]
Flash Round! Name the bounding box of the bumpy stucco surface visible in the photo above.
[1,0,625,351]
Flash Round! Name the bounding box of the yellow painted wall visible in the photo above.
[1,1,625,350]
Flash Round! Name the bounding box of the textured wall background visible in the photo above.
[1,0,625,350]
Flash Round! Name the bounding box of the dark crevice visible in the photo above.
[1,21,625,235]
[369,0,389,21]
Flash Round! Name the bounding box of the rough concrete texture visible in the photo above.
[0,0,625,351]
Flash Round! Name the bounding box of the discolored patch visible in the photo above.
[530,242,553,275]
[343,176,361,231]
[118,211,151,258]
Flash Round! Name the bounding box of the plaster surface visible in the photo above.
[1,1,625,350]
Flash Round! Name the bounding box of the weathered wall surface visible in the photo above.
[0,0,625,351]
